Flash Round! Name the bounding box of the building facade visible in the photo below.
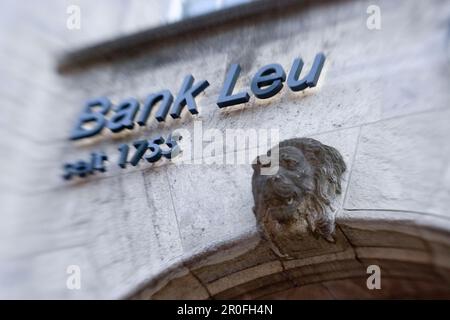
[1,0,450,299]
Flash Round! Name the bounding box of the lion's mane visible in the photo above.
[252,138,346,252]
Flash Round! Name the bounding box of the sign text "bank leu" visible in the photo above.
[70,53,325,140]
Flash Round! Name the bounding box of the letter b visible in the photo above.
[70,97,111,140]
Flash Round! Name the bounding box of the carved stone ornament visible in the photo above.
[252,138,346,258]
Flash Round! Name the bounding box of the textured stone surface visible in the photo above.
[344,109,450,218]
[213,272,291,300]
[1,170,185,299]
[260,277,450,299]
[1,0,450,299]
[165,160,256,258]
[207,261,284,296]
[287,259,366,287]
[337,210,429,250]
[191,241,279,285]
[151,272,210,300]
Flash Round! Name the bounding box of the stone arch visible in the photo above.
[129,210,450,299]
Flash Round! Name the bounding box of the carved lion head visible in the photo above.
[252,138,346,246]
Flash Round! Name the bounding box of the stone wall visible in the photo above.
[1,0,450,299]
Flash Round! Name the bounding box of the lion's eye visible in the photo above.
[285,159,298,168]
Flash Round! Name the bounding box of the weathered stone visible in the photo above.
[345,109,450,218]
[252,137,347,257]
[2,0,450,299]
[151,272,210,300]
[213,271,291,300]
